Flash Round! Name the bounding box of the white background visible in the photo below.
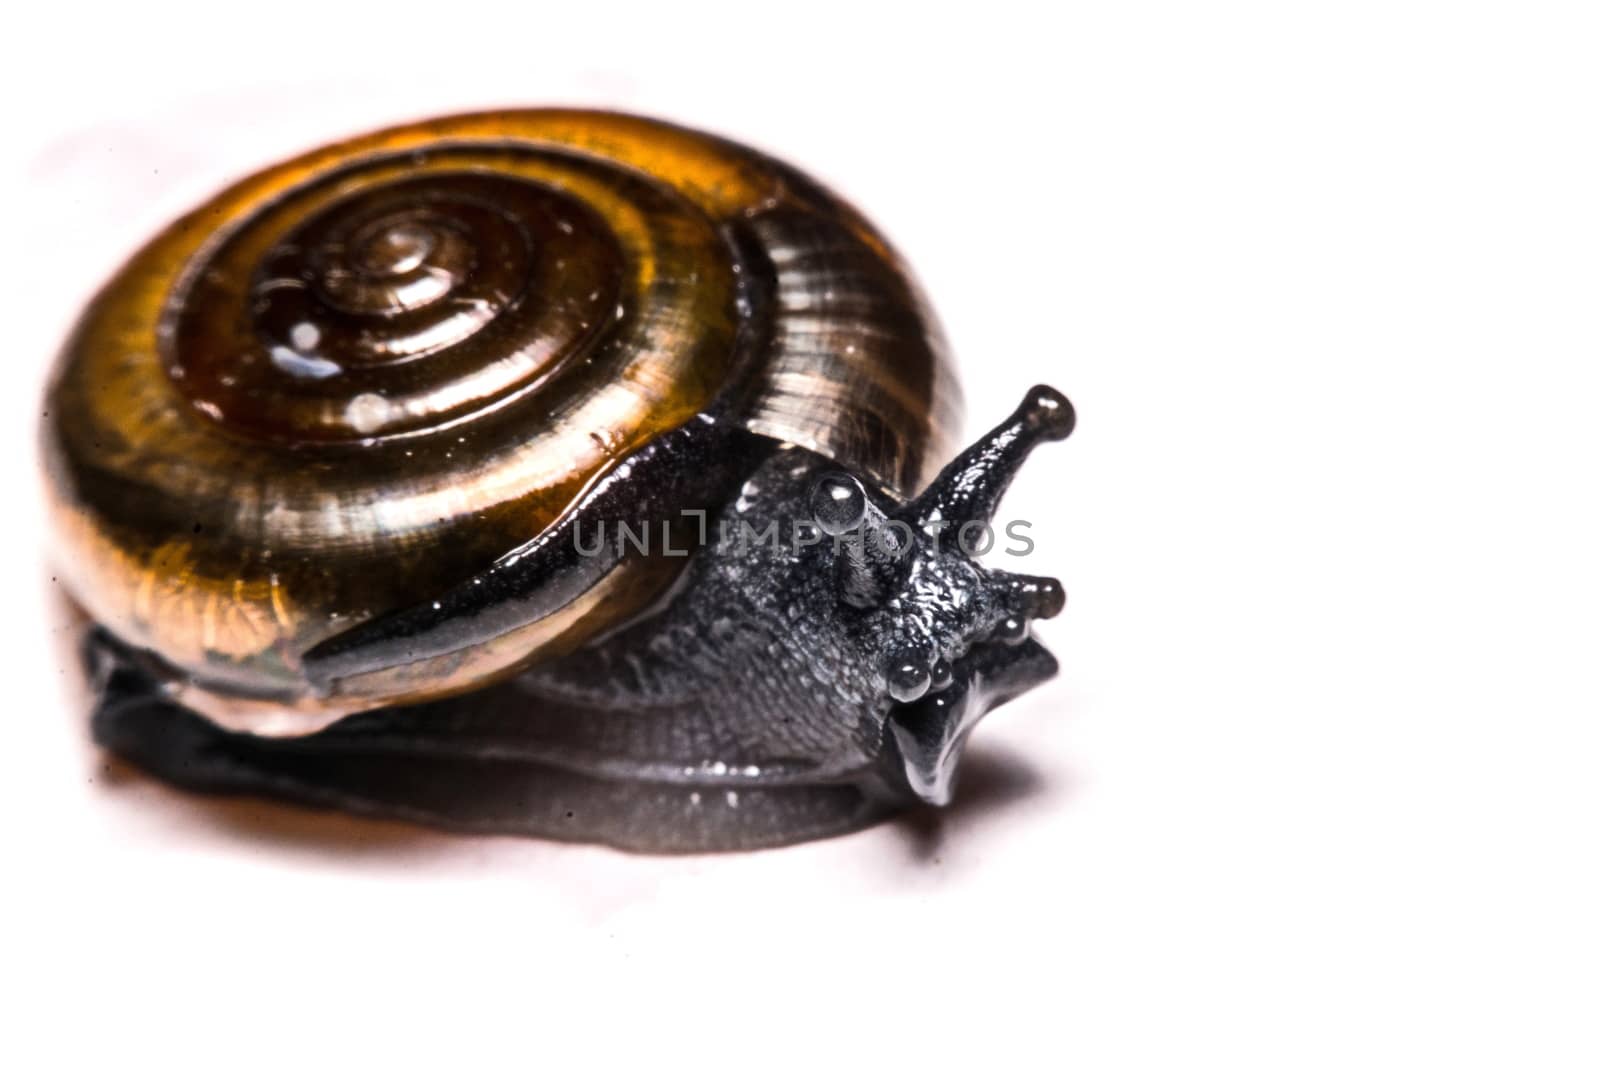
[3,2,1597,1063]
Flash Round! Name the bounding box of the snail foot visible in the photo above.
[84,628,899,853]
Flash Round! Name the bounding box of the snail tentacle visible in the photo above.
[901,384,1076,539]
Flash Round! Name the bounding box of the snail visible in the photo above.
[41,110,1075,852]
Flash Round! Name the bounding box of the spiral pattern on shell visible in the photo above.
[43,110,962,732]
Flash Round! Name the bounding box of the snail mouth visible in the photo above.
[883,638,1057,807]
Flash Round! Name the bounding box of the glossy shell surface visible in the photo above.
[42,110,962,731]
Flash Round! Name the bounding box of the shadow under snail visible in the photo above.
[41,109,1076,852]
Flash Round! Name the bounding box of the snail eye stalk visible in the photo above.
[900,384,1075,539]
[809,472,906,609]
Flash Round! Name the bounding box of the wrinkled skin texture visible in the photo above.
[90,388,1072,852]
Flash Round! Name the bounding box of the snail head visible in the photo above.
[806,385,1075,804]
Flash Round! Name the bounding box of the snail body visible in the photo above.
[45,110,1074,851]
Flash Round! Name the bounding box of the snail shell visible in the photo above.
[42,110,962,734]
